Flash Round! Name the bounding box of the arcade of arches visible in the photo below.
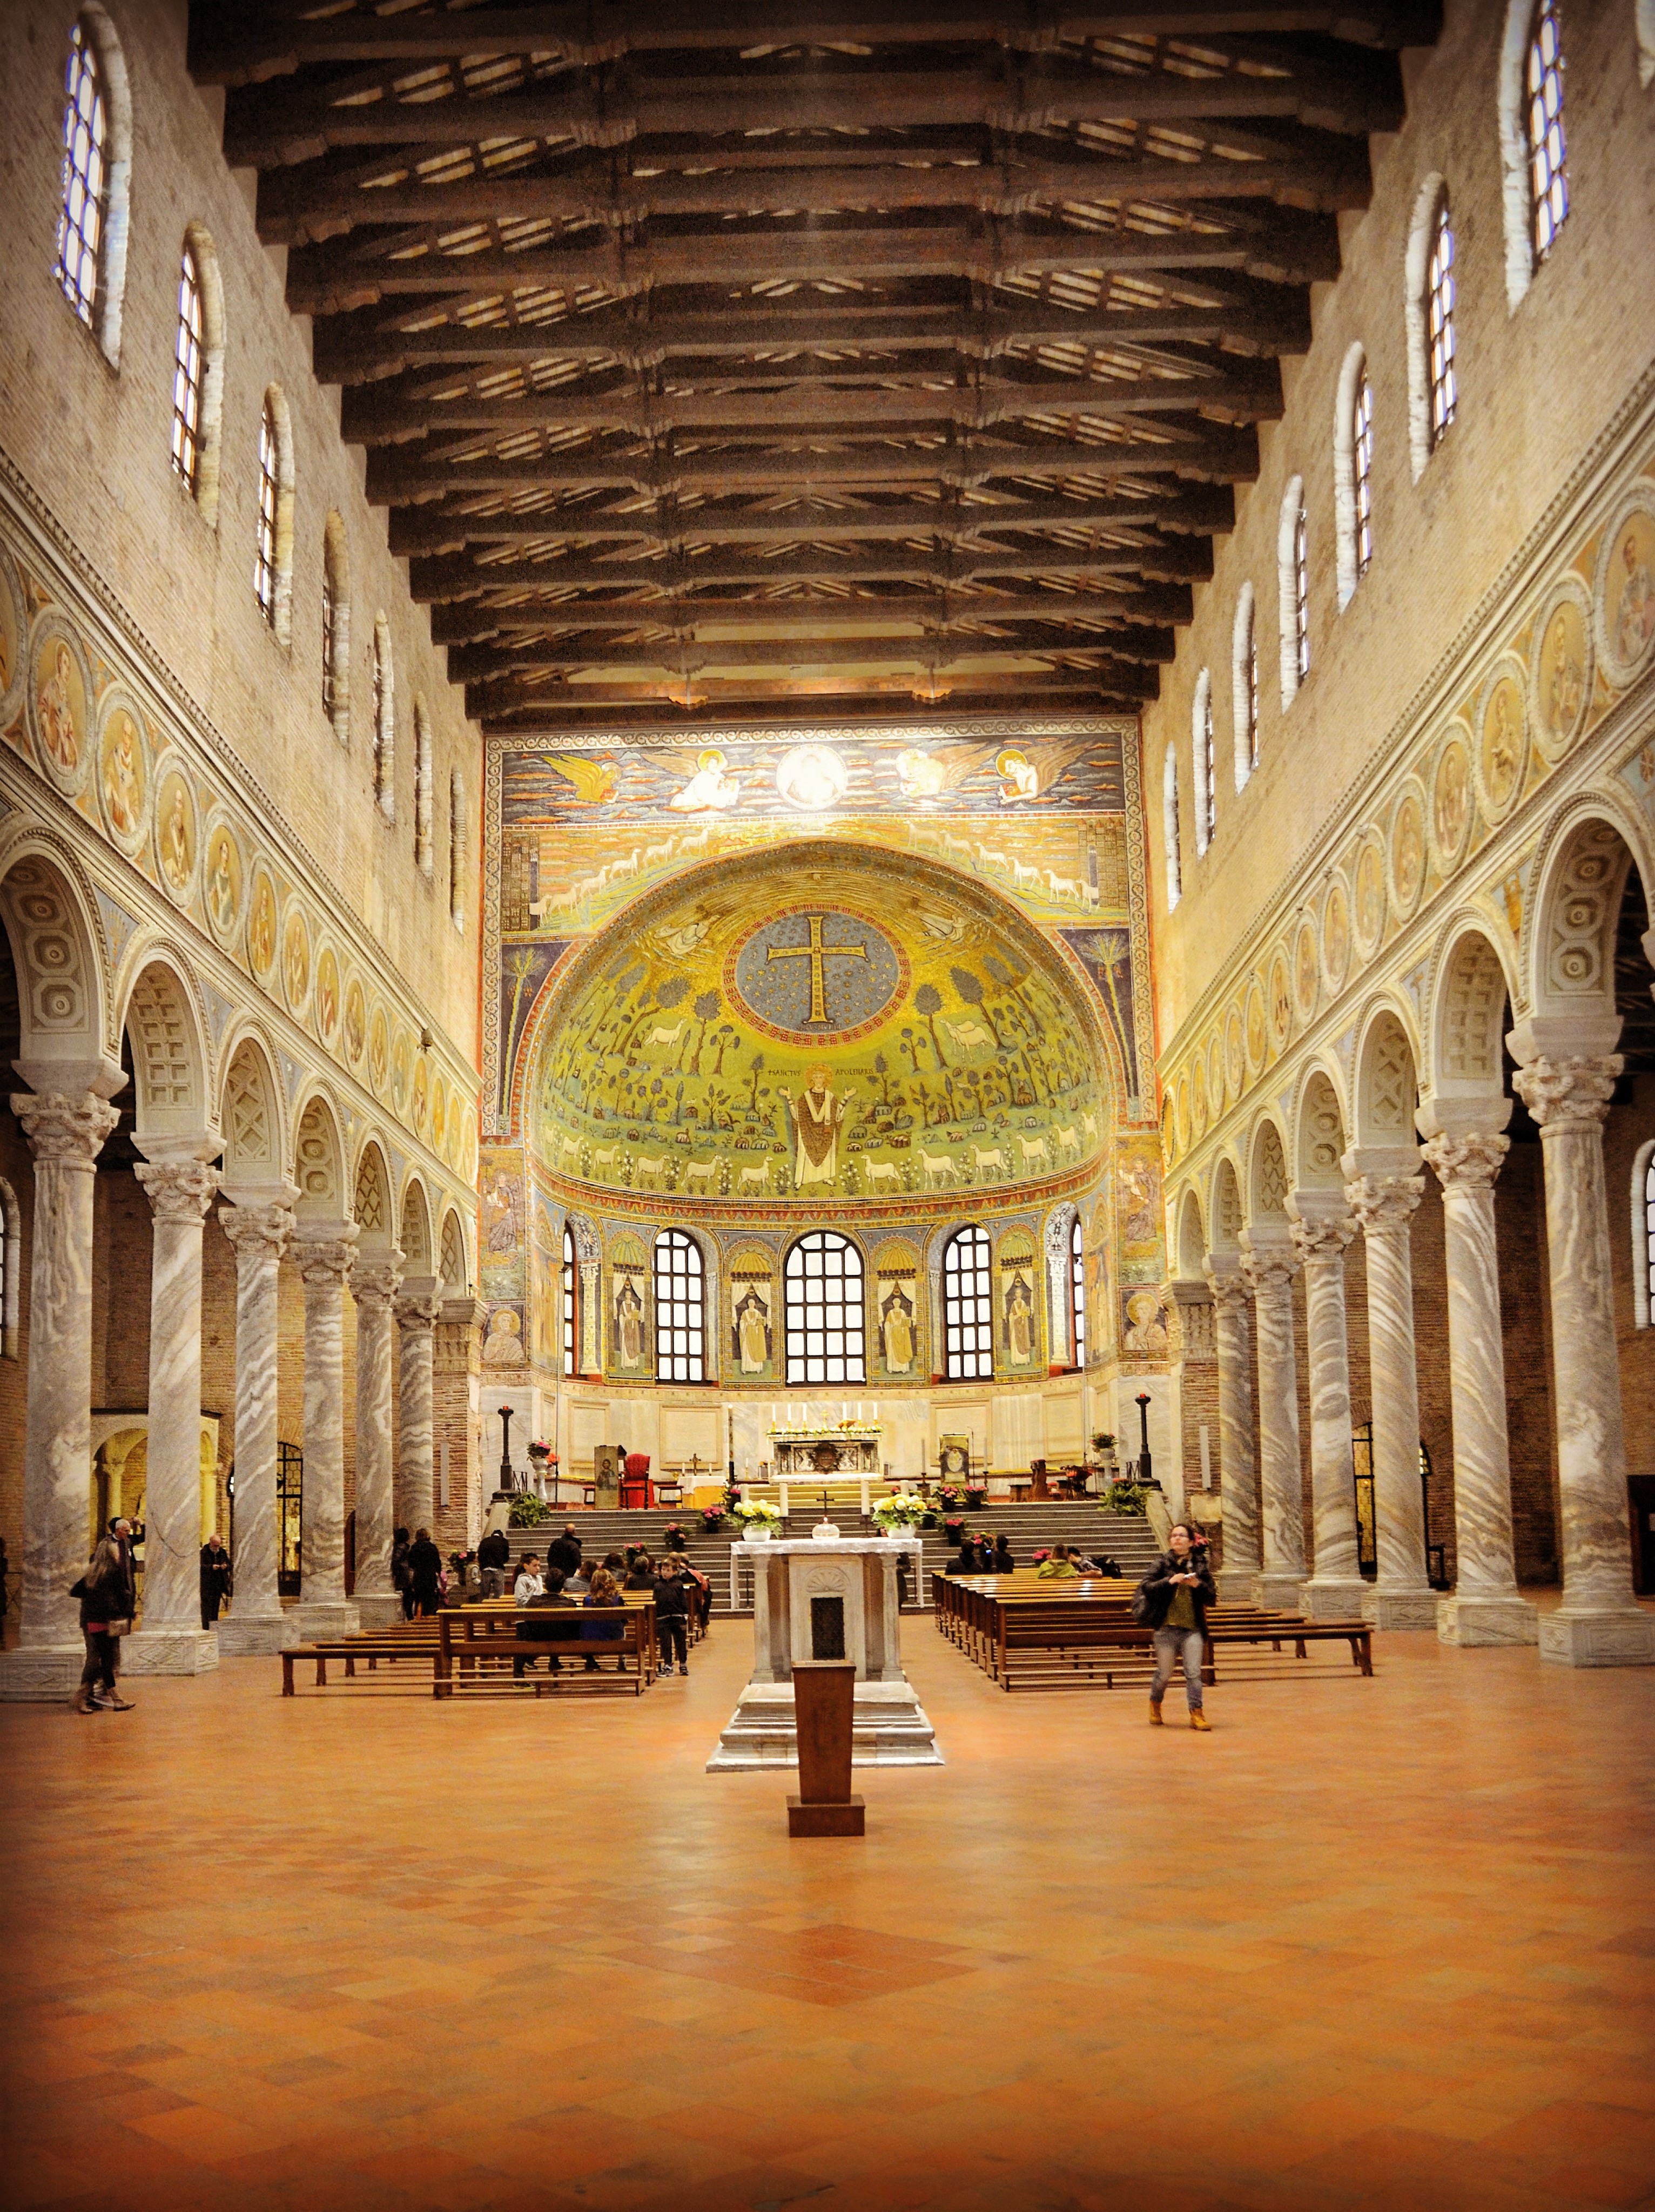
[1,4,1653,2204]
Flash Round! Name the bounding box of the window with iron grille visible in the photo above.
[1069,1216,1086,1368]
[1293,501,1311,682]
[785,1231,866,1386]
[321,559,337,720]
[1527,0,1569,263]
[253,397,278,624]
[1428,199,1458,446]
[1200,683,1216,849]
[942,1225,993,1382]
[562,1225,577,1374]
[654,1229,705,1384]
[170,246,204,494]
[1353,370,1375,579]
[53,23,107,328]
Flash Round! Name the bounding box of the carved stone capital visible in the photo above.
[1203,1268,1251,1313]
[1289,1213,1356,1266]
[1511,1053,1622,1132]
[11,1090,121,1168]
[295,1235,358,1290]
[1421,1128,1510,1192]
[394,1292,442,1334]
[1344,1172,1425,1235]
[353,1262,405,1310]
[219,1201,295,1266]
[1238,1244,1297,1298]
[134,1158,221,1225]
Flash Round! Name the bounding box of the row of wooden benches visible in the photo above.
[280,1594,689,1699]
[932,1572,1374,1692]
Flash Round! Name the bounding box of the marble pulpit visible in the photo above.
[707,1534,943,1770]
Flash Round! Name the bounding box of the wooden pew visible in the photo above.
[278,1594,660,1698]
[435,1605,653,1697]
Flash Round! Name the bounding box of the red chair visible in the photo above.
[620,1453,653,1510]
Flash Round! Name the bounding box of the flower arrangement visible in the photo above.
[701,1503,728,1532]
[528,1438,556,1462]
[872,1490,927,1528]
[1032,1547,1052,1564]
[1091,1431,1116,1454]
[732,1498,783,1529]
[662,1521,690,1553]
[943,1515,967,1542]
[935,1481,967,1512]
[964,1482,988,1508]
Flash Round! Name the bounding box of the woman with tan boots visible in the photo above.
[1136,1522,1216,1731]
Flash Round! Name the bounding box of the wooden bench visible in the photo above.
[435,1605,653,1697]
[278,1595,660,1698]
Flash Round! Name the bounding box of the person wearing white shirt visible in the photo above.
[514,1555,544,1606]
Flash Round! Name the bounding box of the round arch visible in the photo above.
[292,1088,347,1217]
[0,839,113,1092]
[1350,999,1424,1152]
[217,1024,287,1192]
[1521,803,1650,1052]
[1294,1064,1349,1190]
[116,946,214,1154]
[1174,1185,1207,1278]
[1245,1114,1291,1225]
[1208,1154,1244,1255]
[352,1138,395,1253]
[400,1175,434,1274]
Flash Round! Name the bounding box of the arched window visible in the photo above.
[372,615,395,820]
[1278,476,1308,708]
[1192,671,1215,855]
[561,1224,577,1374]
[654,1230,706,1382]
[54,22,108,331]
[1526,0,1569,263]
[1335,346,1374,608]
[784,1231,866,1386]
[1162,741,1181,911]
[321,512,349,744]
[1352,369,1374,578]
[1405,179,1457,479]
[170,245,204,494]
[449,767,468,928]
[254,398,279,624]
[1427,202,1458,446]
[941,1225,993,1381]
[1069,1215,1086,1368]
[1232,584,1258,790]
[414,699,434,876]
[253,388,294,641]
[1634,1142,1655,1331]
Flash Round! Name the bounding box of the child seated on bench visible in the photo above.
[582,1567,627,1670]
[514,1569,576,1676]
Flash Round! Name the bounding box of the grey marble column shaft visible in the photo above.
[395,1285,441,1535]
[216,1202,294,1655]
[1289,1212,1368,1617]
[291,1224,359,1637]
[10,1092,120,1651]
[578,1259,601,1375]
[1512,1055,1654,1665]
[1204,1263,1260,1594]
[1419,1131,1538,1646]
[1346,1172,1435,1628]
[352,1256,403,1617]
[124,1157,222,1673]
[1239,1233,1304,1603]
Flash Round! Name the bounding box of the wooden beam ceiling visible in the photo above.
[186,0,1440,731]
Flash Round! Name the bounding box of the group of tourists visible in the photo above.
[507,1537,708,1677]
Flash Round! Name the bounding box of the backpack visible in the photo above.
[1131,1576,1159,1627]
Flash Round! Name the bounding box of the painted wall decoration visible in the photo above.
[482,1303,527,1367]
[1055,926,1139,1101]
[609,1238,648,1374]
[874,1246,920,1378]
[1121,1287,1169,1361]
[996,1230,1041,1371]
[729,1248,776,1378]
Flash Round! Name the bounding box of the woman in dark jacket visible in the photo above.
[407,1526,443,1618]
[581,1566,627,1671]
[1137,1523,1217,1731]
[71,1536,134,1714]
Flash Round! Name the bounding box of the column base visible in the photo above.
[1255,1573,1306,1613]
[707,1677,944,1770]
[352,1594,408,1631]
[216,1613,294,1658]
[121,1628,221,1675]
[1216,1567,1260,1603]
[1362,1587,1439,1632]
[1436,1592,1540,1647]
[1301,1577,1371,1621]
[0,1645,89,1701]
[1538,1607,1655,1669]
[284,1602,361,1642]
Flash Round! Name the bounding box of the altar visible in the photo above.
[707,1533,943,1771]
[768,1421,884,1480]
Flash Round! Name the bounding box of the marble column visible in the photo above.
[1203,1258,1260,1600]
[395,1279,441,1540]
[288,1222,360,1640]
[1345,1170,1437,1630]
[1239,1230,1306,1610]
[1288,1206,1370,1621]
[1417,1127,1539,1646]
[1511,1053,1655,1666]
[578,1257,601,1376]
[123,1156,223,1675]
[352,1253,404,1630]
[0,1091,121,1700]
[435,1296,487,1549]
[216,1200,295,1656]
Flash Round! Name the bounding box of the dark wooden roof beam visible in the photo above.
[445,631,1163,684]
[467,666,1158,723]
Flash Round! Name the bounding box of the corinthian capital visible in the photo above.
[395,1291,442,1334]
[1203,1266,1250,1314]
[1511,1054,1621,1132]
[219,1202,296,1266]
[11,1090,121,1166]
[1344,1172,1425,1234]
[353,1260,405,1310]
[295,1231,359,1289]
[134,1158,222,1224]
[1237,1237,1297,1297]
[1289,1213,1356,1266]
[1421,1129,1510,1191]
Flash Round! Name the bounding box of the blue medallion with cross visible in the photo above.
[728,907,907,1044]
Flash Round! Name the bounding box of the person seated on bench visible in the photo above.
[564,1557,591,1598]
[991,1534,1015,1573]
[1036,1543,1081,1580]
[1078,1553,1122,1578]
[654,1554,694,1675]
[514,1569,577,1676]
[582,1567,627,1670]
[624,1550,656,1591]
[945,1536,977,1577]
[1138,1521,1217,1732]
[600,1550,627,1580]
[514,1554,544,1606]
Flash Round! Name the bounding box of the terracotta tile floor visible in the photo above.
[2,1613,1652,2212]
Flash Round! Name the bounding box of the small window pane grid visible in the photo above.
[784,1231,866,1386]
[1293,503,1310,682]
[1527,0,1568,263]
[372,637,388,787]
[321,562,337,720]
[942,1225,993,1381]
[54,24,107,328]
[170,250,204,494]
[654,1230,705,1382]
[562,1226,577,1375]
[254,402,278,624]
[1201,690,1217,847]
[1645,1155,1655,1324]
[1353,373,1375,579]
[1428,202,1458,445]
[1247,630,1260,770]
[1069,1217,1086,1368]
[1168,761,1182,897]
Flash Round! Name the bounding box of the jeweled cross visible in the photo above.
[766,913,866,1025]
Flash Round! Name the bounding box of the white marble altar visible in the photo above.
[708,1537,943,1770]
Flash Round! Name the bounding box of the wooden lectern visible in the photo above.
[787,1660,865,1837]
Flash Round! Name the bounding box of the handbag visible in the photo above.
[1130,1581,1157,1627]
